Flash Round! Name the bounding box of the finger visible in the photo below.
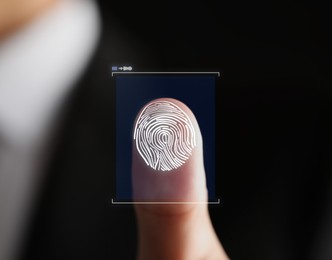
[132,98,228,260]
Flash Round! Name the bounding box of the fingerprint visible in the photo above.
[133,100,196,172]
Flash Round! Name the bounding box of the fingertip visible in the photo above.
[132,98,206,206]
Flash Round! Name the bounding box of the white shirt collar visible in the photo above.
[0,2,100,260]
[0,0,100,148]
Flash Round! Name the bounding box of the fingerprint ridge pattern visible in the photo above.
[133,100,196,172]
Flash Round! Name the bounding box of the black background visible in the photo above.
[99,1,332,258]
[23,0,332,259]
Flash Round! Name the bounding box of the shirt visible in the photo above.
[0,1,100,259]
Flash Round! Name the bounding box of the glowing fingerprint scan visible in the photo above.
[133,100,196,171]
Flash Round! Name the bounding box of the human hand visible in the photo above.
[132,98,229,260]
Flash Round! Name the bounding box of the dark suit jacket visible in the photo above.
[22,1,332,259]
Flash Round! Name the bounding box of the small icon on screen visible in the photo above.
[111,66,118,71]
[118,66,133,71]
